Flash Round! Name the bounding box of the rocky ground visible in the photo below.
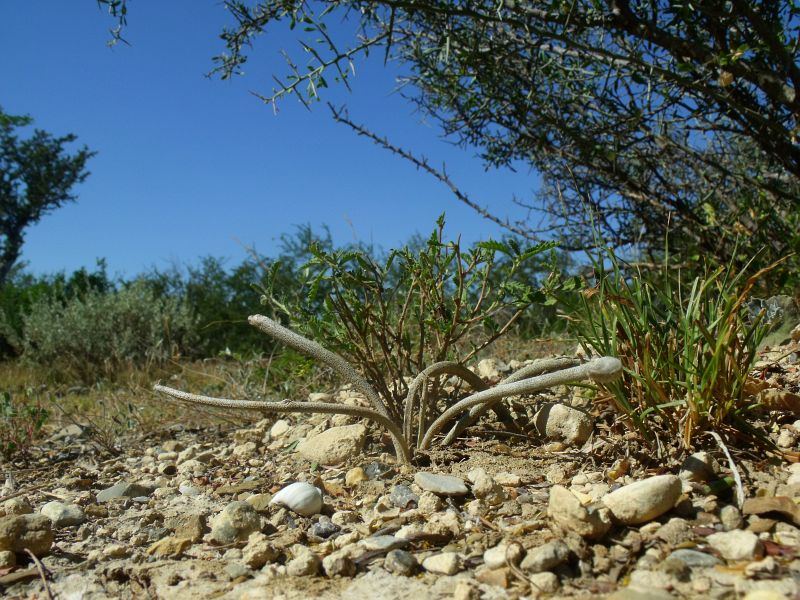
[3,343,800,599]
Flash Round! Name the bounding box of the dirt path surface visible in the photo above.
[3,346,800,599]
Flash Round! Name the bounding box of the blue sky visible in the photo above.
[1,1,541,278]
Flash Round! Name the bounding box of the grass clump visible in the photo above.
[0,389,48,459]
[563,247,777,451]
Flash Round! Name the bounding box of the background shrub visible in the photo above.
[21,279,197,382]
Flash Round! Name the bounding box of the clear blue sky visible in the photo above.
[1,1,541,278]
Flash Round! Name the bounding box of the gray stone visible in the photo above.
[520,540,571,573]
[422,551,462,575]
[209,501,262,544]
[40,501,86,528]
[601,475,682,525]
[414,472,468,497]
[297,424,367,465]
[96,481,155,503]
[0,497,32,516]
[388,484,419,509]
[548,485,611,539]
[667,548,723,568]
[384,549,418,576]
[224,562,252,580]
[534,403,593,446]
[707,529,764,561]
[360,535,406,552]
[0,514,53,555]
[309,520,341,541]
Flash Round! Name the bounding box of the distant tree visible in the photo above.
[0,108,94,287]
[100,1,800,278]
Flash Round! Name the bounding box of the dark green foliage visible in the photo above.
[0,107,94,287]
[560,247,773,451]
[264,216,579,412]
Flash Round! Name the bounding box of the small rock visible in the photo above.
[388,484,419,509]
[0,497,32,516]
[308,392,332,402]
[147,536,191,558]
[309,520,341,541]
[679,451,718,482]
[322,550,357,577]
[743,591,790,600]
[477,358,504,380]
[297,424,367,465]
[417,491,444,513]
[467,468,504,505]
[245,493,272,513]
[494,472,522,487]
[548,485,611,539]
[529,571,559,593]
[601,475,681,525]
[453,580,480,600]
[384,549,418,575]
[242,532,280,568]
[520,540,570,573]
[414,472,468,497]
[40,501,86,528]
[422,551,463,575]
[286,550,321,576]
[744,556,778,578]
[168,512,207,542]
[0,514,53,555]
[96,481,155,503]
[270,419,291,438]
[606,587,675,600]
[707,529,764,561]
[103,543,129,558]
[720,504,744,531]
[331,511,361,527]
[0,550,15,568]
[209,502,262,544]
[534,403,593,446]
[360,535,406,552]
[178,482,202,496]
[345,467,368,487]
[225,562,252,580]
[483,542,524,569]
[667,548,722,568]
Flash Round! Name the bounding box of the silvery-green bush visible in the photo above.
[21,280,196,382]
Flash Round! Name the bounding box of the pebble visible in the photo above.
[667,548,722,568]
[534,403,593,445]
[0,497,32,516]
[453,580,480,600]
[360,535,406,552]
[168,512,207,542]
[422,551,463,575]
[286,551,321,576]
[0,514,54,555]
[483,542,524,569]
[606,586,675,600]
[384,549,418,575]
[678,451,718,482]
[0,550,15,568]
[322,550,356,577]
[297,424,367,465]
[529,571,559,593]
[245,493,272,513]
[720,504,744,531]
[601,475,681,524]
[345,467,368,487]
[270,420,291,438]
[309,520,340,541]
[707,529,764,561]
[467,468,504,505]
[414,472,468,497]
[103,543,129,558]
[418,491,445,513]
[388,484,419,509]
[548,485,611,539]
[178,482,202,496]
[146,536,191,558]
[520,540,570,573]
[40,501,86,528]
[96,481,155,503]
[494,472,522,487]
[209,502,262,544]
